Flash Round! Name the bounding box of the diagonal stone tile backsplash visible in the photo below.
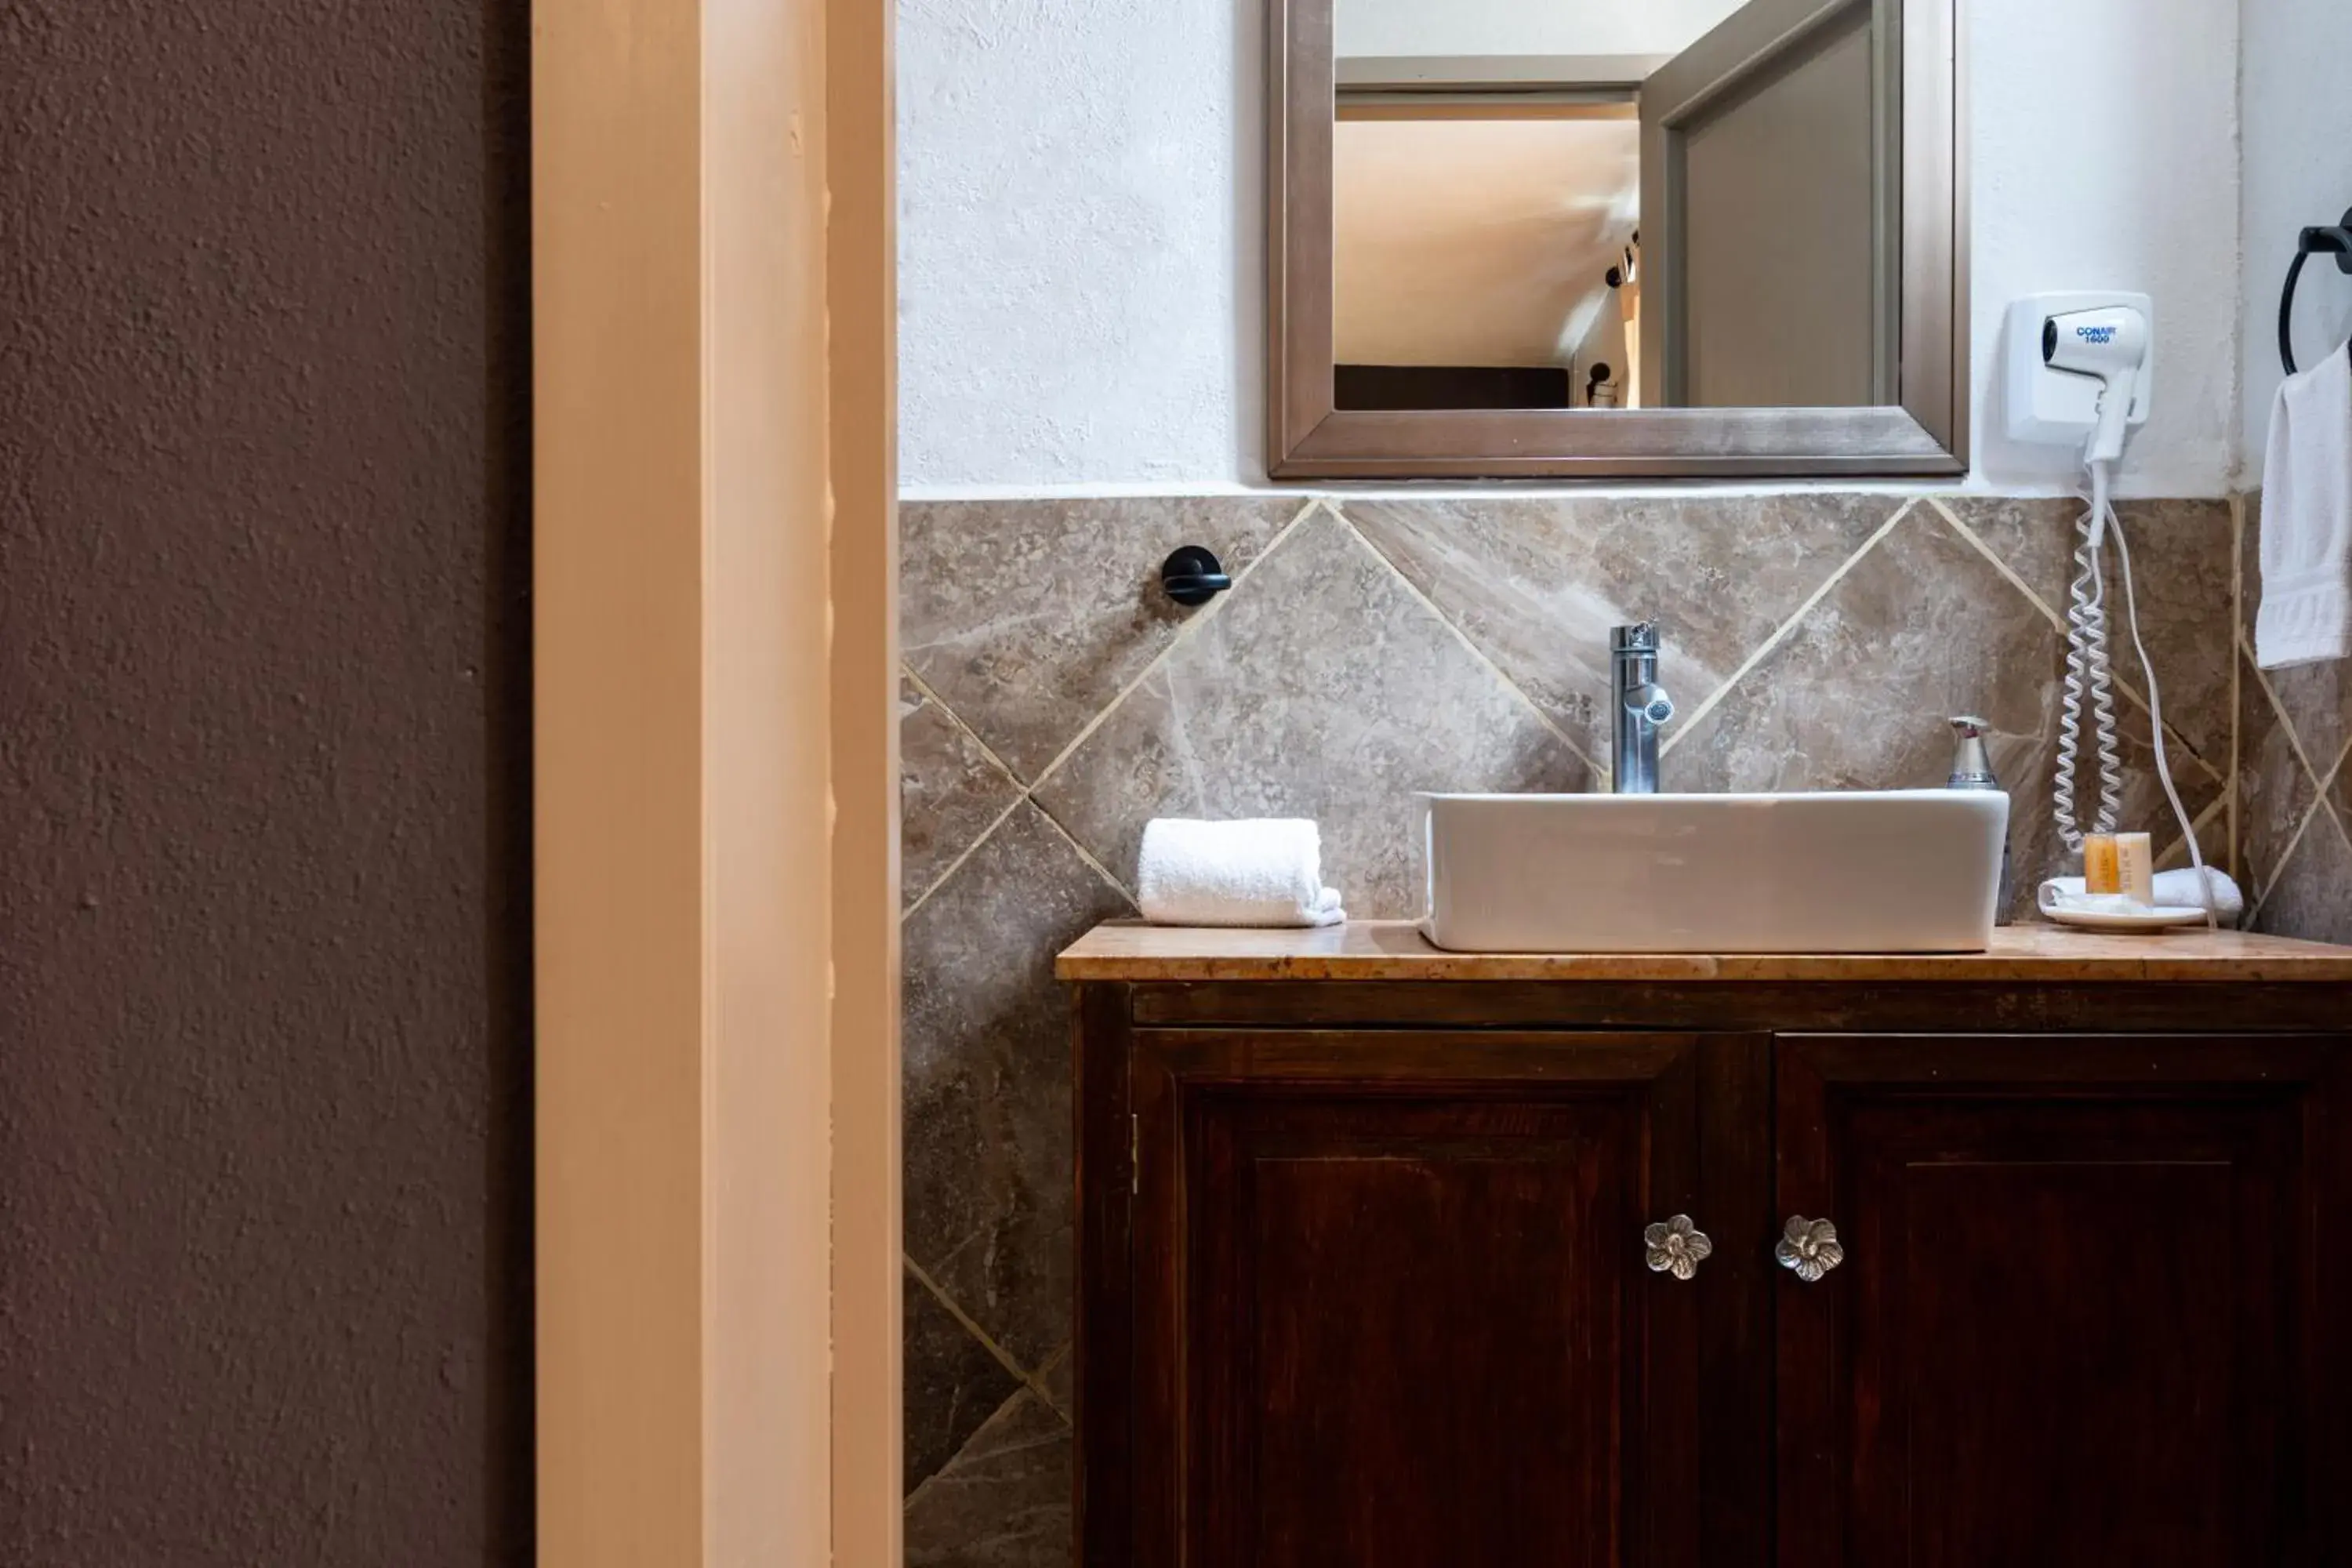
[896,485,2328,1559]
[1345,491,1900,763]
[902,495,1308,782]
[1035,505,1589,920]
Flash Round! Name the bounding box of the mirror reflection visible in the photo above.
[1334,0,1894,412]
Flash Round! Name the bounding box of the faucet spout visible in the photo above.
[1611,622,1673,793]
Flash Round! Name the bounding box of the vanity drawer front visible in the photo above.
[1775,1033,2352,1568]
[1124,1029,1718,1568]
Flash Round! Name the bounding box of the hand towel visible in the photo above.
[2257,340,2352,668]
[2037,866,2244,925]
[1137,818,1345,928]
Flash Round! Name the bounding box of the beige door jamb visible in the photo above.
[532,0,900,1560]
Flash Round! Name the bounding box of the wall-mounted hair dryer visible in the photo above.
[2040,305,2151,465]
[2002,291,2154,462]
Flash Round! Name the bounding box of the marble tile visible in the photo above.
[902,497,1307,782]
[2256,658,2352,791]
[904,802,1133,1368]
[2240,488,2259,641]
[902,677,1025,909]
[2103,697,2229,887]
[1940,494,2089,620]
[904,1269,1023,1496]
[2233,492,2343,896]
[1341,492,1899,761]
[904,1391,1073,1568]
[1669,508,2220,919]
[1035,507,1592,920]
[2240,648,2323,903]
[1036,1342,1074,1421]
[1944,495,2237,769]
[2253,803,2352,946]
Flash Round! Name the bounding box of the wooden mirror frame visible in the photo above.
[1267,0,1966,481]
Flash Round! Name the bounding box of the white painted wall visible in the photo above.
[900,0,2248,495]
[1337,0,1746,62]
[898,0,1257,488]
[2238,0,2352,482]
[1965,0,2241,495]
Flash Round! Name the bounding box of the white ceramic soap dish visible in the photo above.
[2038,903,2210,933]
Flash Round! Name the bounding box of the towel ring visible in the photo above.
[2278,207,2352,376]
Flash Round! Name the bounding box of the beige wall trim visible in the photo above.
[826,0,904,1557]
[535,0,898,1559]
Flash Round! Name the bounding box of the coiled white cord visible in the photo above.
[2068,459,2221,928]
[2053,464,2125,851]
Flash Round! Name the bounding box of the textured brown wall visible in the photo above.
[1,2,534,1562]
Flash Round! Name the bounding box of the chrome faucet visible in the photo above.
[1611,622,1675,794]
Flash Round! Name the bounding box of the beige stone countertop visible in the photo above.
[1056,920,2352,983]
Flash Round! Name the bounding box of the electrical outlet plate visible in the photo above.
[2003,291,2154,448]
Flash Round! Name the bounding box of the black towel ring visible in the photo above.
[2278,207,2352,375]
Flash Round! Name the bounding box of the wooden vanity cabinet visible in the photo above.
[1069,963,2352,1568]
[1124,1029,1719,1568]
[1777,1033,2351,1568]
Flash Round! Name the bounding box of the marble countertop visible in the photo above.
[1056,920,2352,983]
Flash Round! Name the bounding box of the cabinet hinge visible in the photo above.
[1129,1112,1141,1196]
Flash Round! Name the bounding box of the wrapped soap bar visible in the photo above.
[2082,831,2155,905]
[2083,833,2121,895]
[2114,832,2155,906]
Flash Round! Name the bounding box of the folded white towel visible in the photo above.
[2257,340,2352,669]
[2038,866,2245,925]
[1137,818,1345,927]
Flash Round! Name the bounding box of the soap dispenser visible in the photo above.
[1947,716,2016,920]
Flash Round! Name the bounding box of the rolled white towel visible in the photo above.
[2038,866,2245,925]
[1137,818,1345,928]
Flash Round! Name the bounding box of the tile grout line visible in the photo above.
[1927,496,2067,635]
[902,1251,1066,1421]
[1029,791,1142,906]
[1326,499,1601,779]
[1933,495,2223,779]
[2246,726,2349,916]
[904,662,1036,792]
[2320,797,2352,862]
[2238,652,2352,920]
[2155,782,2231,871]
[2249,789,2329,921]
[1022,496,1325,798]
[901,748,1140,920]
[898,1361,1066,1518]
[1033,1342,1076,1429]
[900,793,1029,924]
[2237,628,2331,793]
[1659,497,1916,758]
[904,501,1326,920]
[2229,494,2244,882]
[2317,730,2352,800]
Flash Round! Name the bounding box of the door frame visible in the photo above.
[532,0,901,1561]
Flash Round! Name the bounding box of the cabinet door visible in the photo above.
[1128,1030,1725,1568]
[1776,1035,2352,1568]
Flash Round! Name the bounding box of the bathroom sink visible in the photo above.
[1420,789,2009,953]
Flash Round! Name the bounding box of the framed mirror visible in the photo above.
[1268,0,1965,479]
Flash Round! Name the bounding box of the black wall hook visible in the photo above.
[2278,206,2352,375]
[1160,546,1232,607]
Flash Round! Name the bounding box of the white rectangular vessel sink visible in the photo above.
[1421,789,2009,954]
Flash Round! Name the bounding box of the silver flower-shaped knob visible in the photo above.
[1643,1214,1714,1281]
[1776,1216,1845,1282]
